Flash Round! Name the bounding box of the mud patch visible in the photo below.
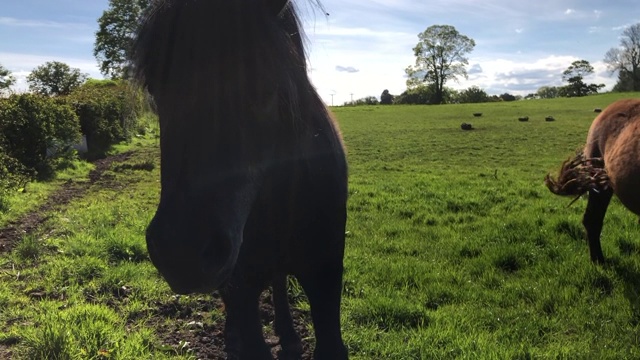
[151,291,314,360]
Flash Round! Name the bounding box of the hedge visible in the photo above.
[64,80,144,158]
[0,94,81,181]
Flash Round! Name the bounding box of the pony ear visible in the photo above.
[268,0,289,15]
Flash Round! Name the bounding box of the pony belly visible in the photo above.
[604,128,640,215]
[609,175,640,216]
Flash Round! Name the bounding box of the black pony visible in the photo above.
[132,0,348,359]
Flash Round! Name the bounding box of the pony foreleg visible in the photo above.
[272,274,303,359]
[220,283,272,360]
[583,188,613,264]
[297,263,348,360]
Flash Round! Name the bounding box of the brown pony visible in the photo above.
[131,0,348,359]
[546,98,640,263]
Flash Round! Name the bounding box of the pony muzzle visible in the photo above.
[145,216,243,294]
[200,234,242,282]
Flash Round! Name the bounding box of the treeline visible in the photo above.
[343,85,522,106]
[344,58,617,106]
[0,78,145,200]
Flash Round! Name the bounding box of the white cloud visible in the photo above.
[336,66,359,73]
[305,21,417,105]
[565,9,575,15]
[458,55,616,95]
[0,16,90,30]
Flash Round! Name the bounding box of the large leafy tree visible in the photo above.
[604,23,640,92]
[27,61,88,96]
[560,60,604,97]
[0,63,15,94]
[94,0,151,79]
[405,25,475,104]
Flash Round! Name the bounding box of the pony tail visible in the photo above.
[544,150,610,200]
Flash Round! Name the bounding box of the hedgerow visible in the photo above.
[64,80,144,158]
[0,94,81,181]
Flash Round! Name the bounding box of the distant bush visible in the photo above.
[394,85,457,105]
[83,78,120,88]
[380,90,394,105]
[65,80,144,158]
[394,88,429,105]
[344,96,379,106]
[0,94,81,180]
[458,86,490,104]
[499,93,517,102]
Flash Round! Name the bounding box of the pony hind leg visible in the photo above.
[220,282,272,360]
[583,187,614,264]
[297,263,348,360]
[272,274,303,359]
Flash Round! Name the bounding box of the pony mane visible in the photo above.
[131,0,328,135]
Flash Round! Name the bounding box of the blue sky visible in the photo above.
[1,0,638,105]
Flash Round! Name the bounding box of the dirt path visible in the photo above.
[0,151,133,254]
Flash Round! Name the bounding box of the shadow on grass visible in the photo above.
[606,257,640,325]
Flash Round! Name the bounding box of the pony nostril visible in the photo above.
[201,239,232,275]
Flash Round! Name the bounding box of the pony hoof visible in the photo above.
[225,351,273,360]
[591,255,605,264]
[277,342,303,360]
[313,345,348,360]
[225,345,273,360]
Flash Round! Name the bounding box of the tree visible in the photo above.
[0,63,15,95]
[27,61,88,96]
[458,86,489,103]
[344,96,379,106]
[536,86,560,99]
[499,93,516,102]
[94,0,151,79]
[395,86,430,105]
[604,23,640,92]
[405,25,475,105]
[380,89,394,104]
[561,60,604,97]
[394,84,456,105]
[612,69,636,92]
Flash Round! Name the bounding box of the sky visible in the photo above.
[1,0,638,106]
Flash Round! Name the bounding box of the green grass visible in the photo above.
[2,93,640,358]
[0,137,195,359]
[334,92,640,359]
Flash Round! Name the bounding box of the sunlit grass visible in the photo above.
[334,92,640,358]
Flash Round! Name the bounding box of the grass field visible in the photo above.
[1,92,640,359]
